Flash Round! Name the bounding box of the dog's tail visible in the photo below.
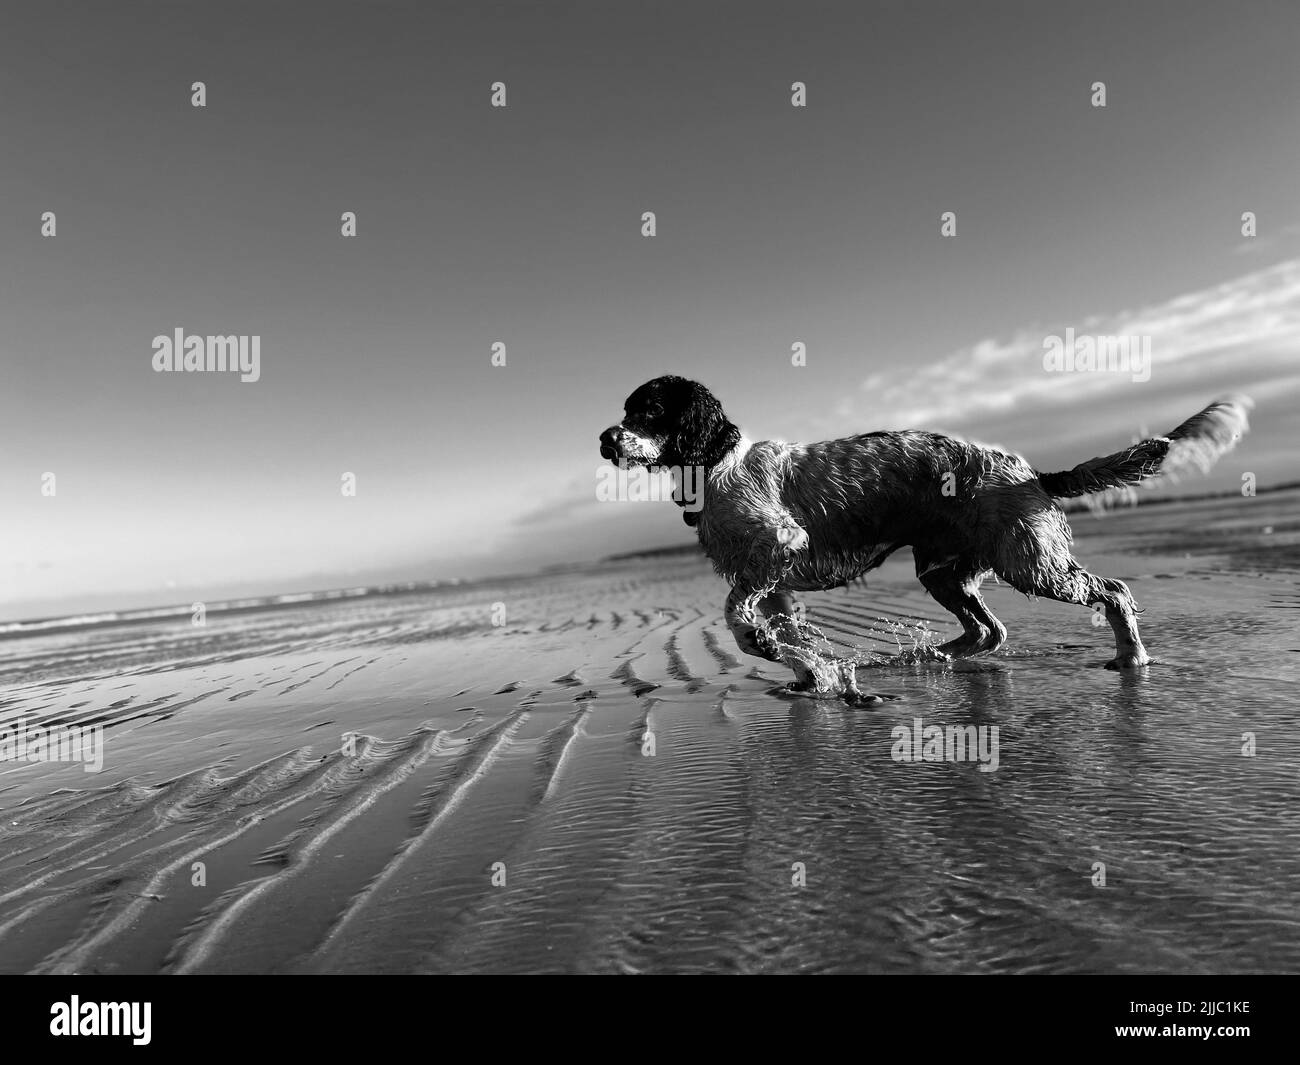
[1036,395,1253,499]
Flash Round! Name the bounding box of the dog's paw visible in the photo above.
[1105,652,1152,670]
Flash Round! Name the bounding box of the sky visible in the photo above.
[2,0,1298,620]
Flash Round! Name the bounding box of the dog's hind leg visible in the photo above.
[1093,575,1150,669]
[914,553,1006,657]
[1000,558,1150,669]
[984,504,1151,668]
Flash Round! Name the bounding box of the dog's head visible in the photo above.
[599,375,741,470]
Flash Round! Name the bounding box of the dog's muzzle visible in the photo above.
[600,425,662,465]
[599,427,622,461]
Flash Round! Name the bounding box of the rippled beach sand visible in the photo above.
[2,490,1297,974]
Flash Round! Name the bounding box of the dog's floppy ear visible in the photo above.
[666,380,740,469]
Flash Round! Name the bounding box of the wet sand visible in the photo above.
[2,490,1298,973]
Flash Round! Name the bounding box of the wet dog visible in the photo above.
[599,375,1251,691]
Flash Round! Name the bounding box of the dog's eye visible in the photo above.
[645,403,664,418]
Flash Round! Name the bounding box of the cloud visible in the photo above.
[837,257,1300,433]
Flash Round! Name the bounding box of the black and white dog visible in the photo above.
[600,375,1250,691]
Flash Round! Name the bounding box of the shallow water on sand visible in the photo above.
[1,491,1297,973]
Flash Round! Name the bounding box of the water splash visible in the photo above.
[763,611,946,703]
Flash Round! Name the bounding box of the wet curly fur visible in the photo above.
[599,376,1252,689]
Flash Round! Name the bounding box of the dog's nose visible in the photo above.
[599,427,621,460]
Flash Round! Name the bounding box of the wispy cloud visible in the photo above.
[837,258,1300,433]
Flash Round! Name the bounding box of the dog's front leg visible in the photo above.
[724,519,809,662]
[726,583,782,661]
